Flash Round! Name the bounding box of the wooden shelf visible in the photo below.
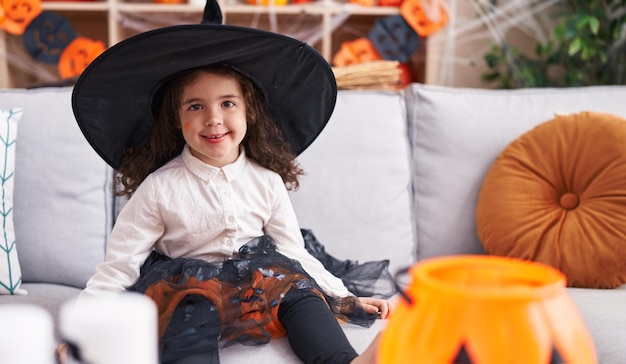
[1,0,404,87]
[42,1,110,11]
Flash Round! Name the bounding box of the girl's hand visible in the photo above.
[357,297,394,319]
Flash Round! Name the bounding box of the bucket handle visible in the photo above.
[394,266,414,305]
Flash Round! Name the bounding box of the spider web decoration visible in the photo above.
[426,0,560,86]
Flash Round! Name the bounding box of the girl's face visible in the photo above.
[179,71,247,167]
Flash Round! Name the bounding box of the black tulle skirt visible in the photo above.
[128,229,396,354]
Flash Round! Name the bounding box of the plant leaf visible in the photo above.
[589,17,600,35]
[569,38,582,56]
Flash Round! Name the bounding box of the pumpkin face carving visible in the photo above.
[332,38,381,67]
[58,36,106,79]
[400,0,448,37]
[22,11,77,64]
[379,256,597,363]
[368,15,420,63]
[0,0,42,35]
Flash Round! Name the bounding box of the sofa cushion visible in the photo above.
[0,87,112,288]
[0,108,24,295]
[566,285,626,363]
[405,84,626,261]
[476,111,626,289]
[290,90,416,276]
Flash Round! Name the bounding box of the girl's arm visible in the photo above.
[264,176,395,317]
[263,175,353,298]
[79,177,164,300]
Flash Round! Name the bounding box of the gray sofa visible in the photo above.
[0,84,625,363]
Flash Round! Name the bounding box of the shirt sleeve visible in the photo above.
[263,175,352,298]
[78,177,164,300]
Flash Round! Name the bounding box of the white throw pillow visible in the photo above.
[0,108,25,295]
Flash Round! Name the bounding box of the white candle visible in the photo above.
[0,304,55,364]
[60,293,159,364]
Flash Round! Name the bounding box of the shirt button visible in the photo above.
[226,239,233,245]
[228,216,234,223]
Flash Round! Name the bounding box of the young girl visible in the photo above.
[71,1,393,362]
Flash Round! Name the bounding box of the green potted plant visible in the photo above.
[482,0,626,88]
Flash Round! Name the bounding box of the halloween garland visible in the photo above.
[1,0,444,82]
[0,0,106,79]
[332,0,448,85]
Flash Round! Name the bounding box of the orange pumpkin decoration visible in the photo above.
[58,36,106,79]
[246,0,288,6]
[331,38,381,67]
[400,0,447,37]
[152,0,186,4]
[378,0,402,7]
[0,0,42,35]
[22,11,78,64]
[348,0,376,6]
[379,255,597,363]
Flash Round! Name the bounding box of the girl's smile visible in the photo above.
[204,132,229,142]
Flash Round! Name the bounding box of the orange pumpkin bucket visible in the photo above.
[379,255,597,363]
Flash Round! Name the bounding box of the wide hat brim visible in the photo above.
[72,16,337,169]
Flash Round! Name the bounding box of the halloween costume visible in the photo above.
[72,0,393,362]
[79,147,355,299]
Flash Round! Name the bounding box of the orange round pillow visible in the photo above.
[476,111,626,289]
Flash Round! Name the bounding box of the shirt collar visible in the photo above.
[181,145,247,183]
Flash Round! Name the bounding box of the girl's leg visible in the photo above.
[161,294,221,364]
[278,289,358,364]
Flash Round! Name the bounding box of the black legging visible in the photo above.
[161,294,221,364]
[278,289,358,364]
[163,290,357,364]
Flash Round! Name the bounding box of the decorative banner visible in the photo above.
[246,0,288,5]
[349,0,376,6]
[368,15,420,63]
[401,0,448,37]
[0,0,42,35]
[58,36,106,79]
[23,11,77,64]
[378,0,403,7]
[332,38,381,67]
[417,0,449,23]
[0,0,105,79]
[332,0,448,88]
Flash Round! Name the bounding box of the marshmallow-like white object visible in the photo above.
[60,293,159,364]
[0,304,56,364]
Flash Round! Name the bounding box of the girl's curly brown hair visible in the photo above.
[115,64,303,197]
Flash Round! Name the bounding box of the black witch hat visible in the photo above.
[71,0,337,169]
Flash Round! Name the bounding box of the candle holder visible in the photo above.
[0,305,55,364]
[379,255,597,363]
[59,293,159,364]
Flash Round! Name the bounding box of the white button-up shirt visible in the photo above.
[80,146,351,299]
